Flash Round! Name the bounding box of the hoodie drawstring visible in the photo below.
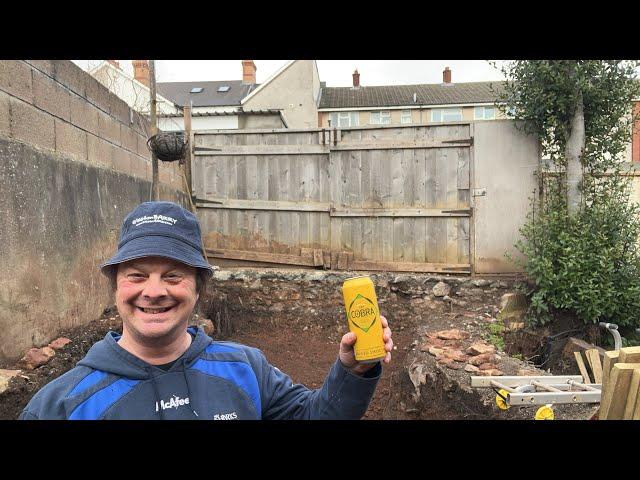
[182,359,199,418]
[148,368,165,420]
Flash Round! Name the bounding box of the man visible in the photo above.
[20,201,393,420]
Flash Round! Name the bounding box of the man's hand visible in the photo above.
[339,315,393,375]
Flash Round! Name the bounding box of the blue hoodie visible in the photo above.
[19,327,381,420]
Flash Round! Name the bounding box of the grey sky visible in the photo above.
[74,60,509,86]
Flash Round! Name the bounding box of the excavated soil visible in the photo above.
[1,279,524,420]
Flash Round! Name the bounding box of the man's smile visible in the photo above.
[135,305,177,314]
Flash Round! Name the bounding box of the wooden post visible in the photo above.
[599,363,639,420]
[183,102,193,208]
[149,60,159,201]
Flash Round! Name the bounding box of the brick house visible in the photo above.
[317,67,509,128]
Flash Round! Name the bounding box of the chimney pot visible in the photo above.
[242,60,257,84]
[132,60,150,88]
[352,69,360,88]
[443,66,452,84]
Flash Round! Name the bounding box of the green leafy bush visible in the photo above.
[516,175,640,328]
[494,60,640,330]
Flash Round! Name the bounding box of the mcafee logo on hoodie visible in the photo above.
[155,394,190,412]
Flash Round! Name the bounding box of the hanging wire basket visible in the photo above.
[147,131,187,162]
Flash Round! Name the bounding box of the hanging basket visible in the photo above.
[147,131,187,162]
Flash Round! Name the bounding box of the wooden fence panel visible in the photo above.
[194,125,472,272]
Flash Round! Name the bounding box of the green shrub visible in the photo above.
[516,176,640,329]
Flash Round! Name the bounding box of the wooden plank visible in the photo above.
[393,217,404,262]
[444,148,461,262]
[195,145,329,155]
[319,211,330,250]
[227,156,238,199]
[330,208,471,217]
[623,368,640,420]
[347,151,362,258]
[602,351,620,392]
[600,350,620,420]
[330,251,339,269]
[322,250,331,269]
[360,149,372,206]
[431,217,447,264]
[445,218,459,264]
[347,150,362,207]
[214,156,228,198]
[390,148,403,206]
[404,217,416,263]
[457,147,470,190]
[337,252,349,270]
[414,217,427,263]
[619,346,640,363]
[205,248,315,266]
[458,217,470,265]
[600,363,640,420]
[349,259,471,273]
[278,155,290,201]
[382,217,394,262]
[445,148,459,208]
[236,155,247,199]
[313,249,324,267]
[586,349,603,384]
[574,352,592,384]
[361,216,374,261]
[288,158,301,251]
[267,155,278,201]
[369,148,384,208]
[403,148,416,206]
[425,147,437,208]
[329,140,473,151]
[245,155,258,200]
[196,198,331,212]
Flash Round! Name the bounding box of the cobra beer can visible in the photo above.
[342,276,386,363]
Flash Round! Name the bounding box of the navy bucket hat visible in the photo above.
[100,201,213,277]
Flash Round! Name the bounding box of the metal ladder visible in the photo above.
[470,323,627,413]
[471,375,601,406]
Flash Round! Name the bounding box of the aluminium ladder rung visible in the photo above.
[471,375,584,388]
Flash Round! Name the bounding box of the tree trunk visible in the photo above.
[566,89,585,215]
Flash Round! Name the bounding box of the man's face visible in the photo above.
[115,256,198,343]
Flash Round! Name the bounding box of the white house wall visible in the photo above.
[158,116,239,132]
[242,60,319,128]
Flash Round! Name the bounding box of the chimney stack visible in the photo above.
[352,69,360,88]
[242,60,257,84]
[132,60,150,87]
[443,66,452,84]
[107,60,120,69]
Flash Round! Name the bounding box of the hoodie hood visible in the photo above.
[77,326,212,380]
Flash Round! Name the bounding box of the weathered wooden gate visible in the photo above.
[192,123,472,273]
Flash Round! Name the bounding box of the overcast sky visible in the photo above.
[74,60,509,86]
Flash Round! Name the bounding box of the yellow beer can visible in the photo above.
[342,276,386,363]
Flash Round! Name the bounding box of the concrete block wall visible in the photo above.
[0,60,182,190]
[0,60,187,361]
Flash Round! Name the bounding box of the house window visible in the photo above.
[401,110,412,124]
[370,111,391,125]
[330,112,359,127]
[431,108,462,122]
[474,106,496,120]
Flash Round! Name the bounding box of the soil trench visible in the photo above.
[0,270,545,420]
